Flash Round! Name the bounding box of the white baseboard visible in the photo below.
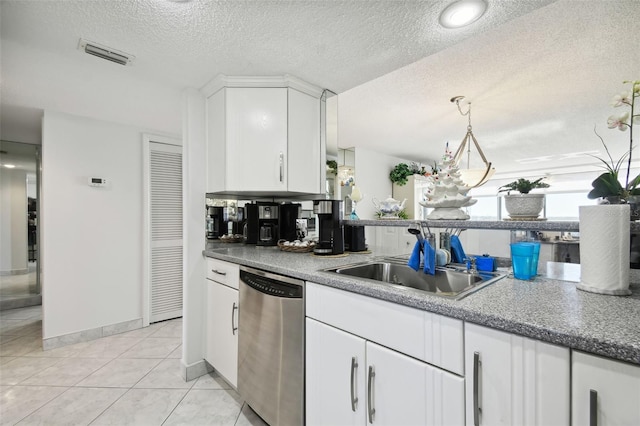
[43,317,143,350]
[181,358,213,382]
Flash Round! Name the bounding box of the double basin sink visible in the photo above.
[324,257,506,300]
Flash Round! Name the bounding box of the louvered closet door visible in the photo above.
[149,142,183,323]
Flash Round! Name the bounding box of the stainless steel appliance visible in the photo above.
[257,203,279,246]
[238,266,304,426]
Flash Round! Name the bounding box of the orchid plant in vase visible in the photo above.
[588,80,640,202]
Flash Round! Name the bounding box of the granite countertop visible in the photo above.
[204,243,640,366]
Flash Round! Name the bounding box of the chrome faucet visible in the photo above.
[407,223,424,244]
[408,222,435,248]
[464,257,477,274]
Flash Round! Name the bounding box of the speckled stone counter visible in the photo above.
[343,219,640,233]
[204,243,640,365]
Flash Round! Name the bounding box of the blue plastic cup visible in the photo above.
[510,243,535,280]
[530,242,541,277]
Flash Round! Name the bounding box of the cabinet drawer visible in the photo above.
[206,258,239,289]
[306,282,463,374]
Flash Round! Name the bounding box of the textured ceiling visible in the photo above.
[2,0,638,185]
[337,0,640,182]
[1,0,554,92]
[0,0,554,142]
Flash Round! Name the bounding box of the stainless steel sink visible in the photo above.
[324,258,506,300]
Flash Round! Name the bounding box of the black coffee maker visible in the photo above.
[313,200,344,255]
[257,202,279,246]
[279,203,301,242]
[206,206,224,239]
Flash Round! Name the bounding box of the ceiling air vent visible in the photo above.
[78,38,135,66]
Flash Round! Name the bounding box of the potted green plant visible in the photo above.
[389,162,428,186]
[587,80,640,204]
[389,163,412,186]
[326,160,338,176]
[498,177,550,218]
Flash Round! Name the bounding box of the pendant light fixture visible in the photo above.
[450,96,495,188]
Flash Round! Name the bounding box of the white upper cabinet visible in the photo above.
[204,75,324,195]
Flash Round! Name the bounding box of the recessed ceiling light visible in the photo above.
[4,164,16,169]
[439,0,487,29]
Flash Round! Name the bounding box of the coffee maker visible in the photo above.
[224,206,244,236]
[206,206,224,239]
[313,200,344,255]
[279,203,301,242]
[257,202,279,246]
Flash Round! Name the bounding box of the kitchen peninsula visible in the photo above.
[205,231,640,365]
[204,219,640,424]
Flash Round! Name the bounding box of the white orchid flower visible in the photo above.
[611,91,632,107]
[607,111,630,130]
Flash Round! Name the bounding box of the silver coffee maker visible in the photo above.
[257,202,279,246]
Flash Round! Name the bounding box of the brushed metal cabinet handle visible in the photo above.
[473,351,482,426]
[368,365,376,423]
[212,269,226,276]
[279,152,284,183]
[231,302,238,335]
[350,356,359,412]
[590,389,598,426]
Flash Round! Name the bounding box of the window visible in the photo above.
[466,196,499,220]
[545,192,597,220]
[466,192,596,221]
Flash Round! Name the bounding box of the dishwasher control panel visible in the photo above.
[240,271,303,298]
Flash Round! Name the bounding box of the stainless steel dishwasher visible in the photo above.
[238,265,304,426]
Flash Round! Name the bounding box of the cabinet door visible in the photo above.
[205,280,239,387]
[367,341,465,426]
[572,351,640,426]
[225,87,288,192]
[366,341,428,425]
[306,318,366,426]
[465,323,569,426]
[288,88,321,194]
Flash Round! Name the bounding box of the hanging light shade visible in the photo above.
[450,96,495,188]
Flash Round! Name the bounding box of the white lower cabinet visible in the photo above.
[572,351,640,425]
[205,279,239,387]
[306,318,464,425]
[464,323,570,426]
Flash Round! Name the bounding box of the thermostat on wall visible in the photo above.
[88,177,108,187]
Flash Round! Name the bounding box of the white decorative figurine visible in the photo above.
[419,144,476,220]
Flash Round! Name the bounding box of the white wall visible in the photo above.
[0,168,28,272]
[41,110,173,339]
[182,88,207,376]
[459,229,511,259]
[353,147,407,220]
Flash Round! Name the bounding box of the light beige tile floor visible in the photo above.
[0,306,268,426]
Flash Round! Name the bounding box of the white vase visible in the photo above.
[503,193,545,218]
